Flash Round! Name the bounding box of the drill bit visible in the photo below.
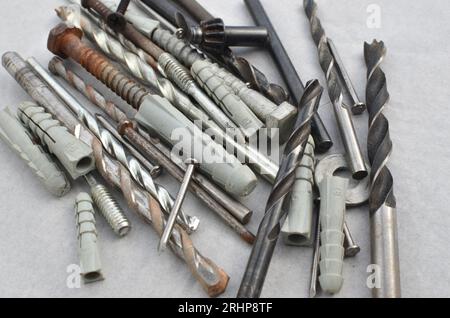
[244,0,333,153]
[2,51,228,297]
[48,57,256,242]
[237,80,323,298]
[131,0,178,33]
[29,57,199,234]
[304,0,367,179]
[364,40,401,298]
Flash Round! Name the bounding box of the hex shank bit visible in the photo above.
[0,107,71,197]
[29,57,199,233]
[365,40,401,298]
[48,58,256,241]
[237,80,323,298]
[304,0,368,180]
[244,0,333,153]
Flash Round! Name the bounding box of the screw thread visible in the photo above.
[91,183,131,236]
[158,53,195,92]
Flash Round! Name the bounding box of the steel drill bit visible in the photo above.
[364,40,401,298]
[2,52,228,297]
[28,57,199,234]
[304,0,367,180]
[48,57,256,241]
[237,80,323,298]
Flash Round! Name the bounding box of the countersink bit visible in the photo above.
[327,39,366,115]
[0,108,71,197]
[141,0,290,105]
[2,53,229,296]
[237,80,323,298]
[28,57,199,234]
[159,159,198,253]
[304,0,367,180]
[48,57,256,242]
[18,101,95,180]
[244,0,333,153]
[364,40,401,298]
[176,15,269,52]
[84,173,131,237]
[47,24,259,197]
[75,192,104,284]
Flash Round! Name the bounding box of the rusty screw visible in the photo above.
[106,0,131,32]
[47,23,148,109]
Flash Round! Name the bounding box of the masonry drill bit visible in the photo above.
[304,0,367,180]
[237,80,323,298]
[365,40,401,298]
[93,136,228,296]
[48,57,256,241]
[2,52,228,297]
[28,57,199,233]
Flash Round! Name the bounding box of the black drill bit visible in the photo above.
[244,0,333,153]
[364,40,401,298]
[237,80,323,298]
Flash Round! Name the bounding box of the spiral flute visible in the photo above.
[304,0,367,180]
[364,40,401,298]
[237,80,323,298]
[28,57,199,234]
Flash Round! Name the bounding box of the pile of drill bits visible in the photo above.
[0,0,401,299]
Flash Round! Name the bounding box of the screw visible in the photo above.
[159,159,198,253]
[343,222,361,257]
[47,23,148,109]
[106,0,131,31]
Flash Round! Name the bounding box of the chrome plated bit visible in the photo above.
[29,58,199,233]
[365,40,401,298]
[304,0,368,180]
[327,39,366,115]
[237,80,323,298]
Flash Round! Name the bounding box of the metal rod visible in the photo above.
[244,0,333,153]
[159,159,197,252]
[237,80,323,298]
[327,39,366,115]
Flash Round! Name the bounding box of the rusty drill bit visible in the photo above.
[237,80,323,298]
[365,40,401,298]
[304,0,367,180]
[48,57,256,241]
[1,51,229,297]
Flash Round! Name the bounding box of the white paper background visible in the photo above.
[0,0,449,298]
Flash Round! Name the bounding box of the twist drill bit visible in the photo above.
[2,52,229,297]
[364,40,401,298]
[131,0,178,33]
[47,24,259,197]
[28,57,199,234]
[48,57,256,241]
[92,136,229,297]
[237,80,323,298]
[304,0,367,180]
[84,173,131,237]
[244,0,333,153]
[141,0,289,105]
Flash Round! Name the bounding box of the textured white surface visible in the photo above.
[0,0,449,298]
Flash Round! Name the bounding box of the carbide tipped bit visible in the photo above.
[237,80,323,298]
[28,58,199,234]
[304,0,367,180]
[364,40,401,298]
